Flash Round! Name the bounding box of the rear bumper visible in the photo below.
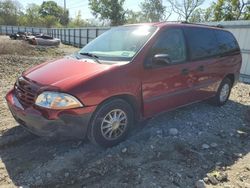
[6,89,96,139]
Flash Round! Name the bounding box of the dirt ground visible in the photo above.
[0,35,250,188]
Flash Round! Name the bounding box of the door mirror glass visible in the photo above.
[152,54,171,65]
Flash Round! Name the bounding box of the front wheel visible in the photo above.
[210,77,232,106]
[88,99,134,148]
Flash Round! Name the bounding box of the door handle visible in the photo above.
[197,65,204,72]
[181,68,189,75]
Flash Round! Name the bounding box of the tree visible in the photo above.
[140,0,170,22]
[39,1,62,18]
[244,4,250,19]
[166,0,205,21]
[188,8,204,22]
[0,0,71,27]
[203,4,215,21]
[22,4,42,26]
[89,0,126,26]
[188,5,215,22]
[185,0,250,22]
[213,0,250,21]
[0,0,22,25]
[68,11,89,27]
[60,10,69,26]
[39,1,69,26]
[125,10,144,24]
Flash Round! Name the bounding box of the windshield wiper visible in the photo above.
[79,52,101,64]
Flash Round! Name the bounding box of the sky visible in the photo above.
[19,0,214,21]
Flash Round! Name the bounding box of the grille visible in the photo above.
[14,77,39,107]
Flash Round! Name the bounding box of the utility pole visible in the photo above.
[63,0,67,26]
[64,0,66,12]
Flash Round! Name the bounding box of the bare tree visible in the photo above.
[166,0,205,21]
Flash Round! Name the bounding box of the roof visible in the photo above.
[123,21,225,30]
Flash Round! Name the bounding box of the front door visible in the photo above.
[142,28,197,117]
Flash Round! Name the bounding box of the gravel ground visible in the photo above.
[0,36,250,188]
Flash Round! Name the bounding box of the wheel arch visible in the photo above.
[92,94,142,123]
[225,73,235,85]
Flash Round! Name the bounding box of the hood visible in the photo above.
[23,58,112,89]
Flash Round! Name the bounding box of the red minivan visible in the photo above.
[6,22,242,147]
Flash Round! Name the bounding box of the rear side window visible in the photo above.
[184,27,218,60]
[215,30,240,54]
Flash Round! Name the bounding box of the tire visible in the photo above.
[88,99,134,148]
[210,77,232,106]
[36,38,60,46]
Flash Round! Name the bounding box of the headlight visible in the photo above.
[35,91,83,109]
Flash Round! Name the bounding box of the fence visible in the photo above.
[0,21,250,83]
[0,25,110,48]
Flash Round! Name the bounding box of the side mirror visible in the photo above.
[152,54,171,65]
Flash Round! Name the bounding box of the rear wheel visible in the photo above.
[88,99,134,148]
[210,77,232,106]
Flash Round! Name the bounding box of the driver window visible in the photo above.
[150,28,186,64]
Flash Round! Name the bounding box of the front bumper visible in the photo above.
[6,89,96,139]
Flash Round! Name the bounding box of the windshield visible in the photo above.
[78,25,157,62]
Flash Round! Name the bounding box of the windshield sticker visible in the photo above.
[121,52,130,57]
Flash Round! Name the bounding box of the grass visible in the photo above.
[0,35,78,57]
[0,36,36,56]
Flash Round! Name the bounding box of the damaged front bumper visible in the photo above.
[5,89,96,139]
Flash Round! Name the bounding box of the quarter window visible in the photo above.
[215,30,239,54]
